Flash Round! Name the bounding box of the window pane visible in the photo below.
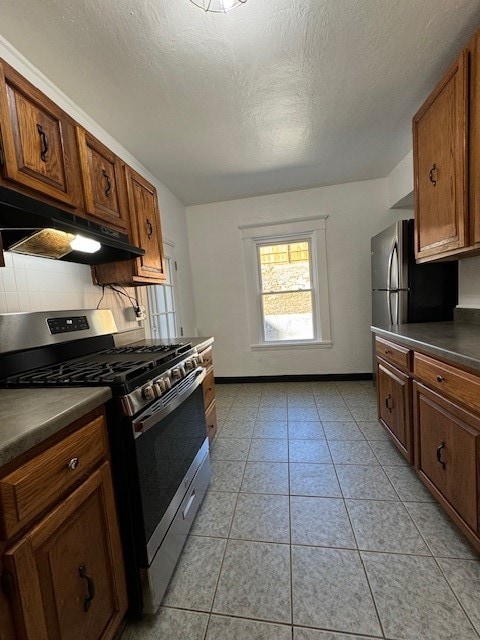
[167,313,176,338]
[259,242,311,293]
[165,286,174,313]
[159,314,168,337]
[262,291,314,341]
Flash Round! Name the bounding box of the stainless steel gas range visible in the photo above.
[0,309,212,617]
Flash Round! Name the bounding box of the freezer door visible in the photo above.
[372,289,408,326]
[372,289,393,327]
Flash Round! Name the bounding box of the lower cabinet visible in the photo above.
[414,381,480,534]
[199,346,217,443]
[377,358,413,463]
[0,410,127,640]
[374,331,480,553]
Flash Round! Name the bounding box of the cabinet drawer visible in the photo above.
[414,352,480,414]
[205,401,218,442]
[0,415,108,539]
[203,368,215,409]
[200,346,213,370]
[375,337,411,371]
[414,382,479,531]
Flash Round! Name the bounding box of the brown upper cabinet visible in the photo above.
[413,51,468,262]
[0,60,83,210]
[413,29,480,262]
[93,165,166,285]
[0,57,168,276]
[76,127,128,231]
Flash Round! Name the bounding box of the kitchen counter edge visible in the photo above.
[0,387,112,469]
[371,322,480,375]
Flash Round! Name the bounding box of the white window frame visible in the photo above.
[144,240,182,340]
[240,216,331,350]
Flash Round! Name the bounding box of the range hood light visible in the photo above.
[70,235,101,254]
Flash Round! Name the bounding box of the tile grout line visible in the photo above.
[206,383,262,623]
[334,382,387,640]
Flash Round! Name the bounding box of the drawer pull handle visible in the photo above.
[429,163,437,187]
[67,457,79,471]
[384,349,391,355]
[436,375,444,383]
[385,394,394,412]
[182,490,196,520]
[79,563,95,612]
[436,441,446,470]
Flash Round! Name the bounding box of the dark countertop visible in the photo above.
[0,387,112,469]
[372,322,480,374]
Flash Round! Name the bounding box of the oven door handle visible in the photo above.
[132,367,207,436]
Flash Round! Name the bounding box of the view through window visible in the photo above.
[147,256,178,339]
[259,240,314,341]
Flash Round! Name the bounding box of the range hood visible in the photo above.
[0,187,145,265]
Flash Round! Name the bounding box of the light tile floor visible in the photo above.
[121,381,480,640]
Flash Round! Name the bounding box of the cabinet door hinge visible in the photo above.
[1,571,15,599]
[174,261,178,271]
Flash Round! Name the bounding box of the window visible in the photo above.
[259,240,314,341]
[146,254,180,339]
[240,216,331,348]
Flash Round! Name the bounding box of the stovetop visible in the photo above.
[2,342,192,388]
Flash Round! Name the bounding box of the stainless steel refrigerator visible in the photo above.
[371,219,457,376]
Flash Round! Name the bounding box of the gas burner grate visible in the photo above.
[7,360,156,385]
[102,343,188,355]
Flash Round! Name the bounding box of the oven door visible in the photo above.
[132,367,210,564]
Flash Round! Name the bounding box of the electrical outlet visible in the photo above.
[135,305,146,322]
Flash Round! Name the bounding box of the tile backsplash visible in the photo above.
[0,252,140,332]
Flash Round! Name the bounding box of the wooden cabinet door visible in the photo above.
[4,463,127,640]
[413,52,468,261]
[125,166,166,282]
[0,61,81,208]
[414,381,479,532]
[205,400,218,443]
[377,358,412,462]
[76,128,127,230]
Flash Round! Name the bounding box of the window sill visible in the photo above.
[250,340,332,351]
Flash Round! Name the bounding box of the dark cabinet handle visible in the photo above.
[436,441,446,470]
[429,163,437,187]
[436,375,444,383]
[102,169,111,197]
[79,563,95,612]
[36,124,49,162]
[385,394,394,412]
[146,219,153,239]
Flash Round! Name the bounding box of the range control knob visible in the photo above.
[152,380,164,396]
[172,366,186,380]
[184,358,195,371]
[163,376,172,389]
[142,384,155,401]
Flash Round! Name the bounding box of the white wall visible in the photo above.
[0,36,196,336]
[387,150,414,209]
[458,256,480,307]
[186,179,404,377]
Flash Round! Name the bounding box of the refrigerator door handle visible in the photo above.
[387,240,399,290]
[387,291,393,324]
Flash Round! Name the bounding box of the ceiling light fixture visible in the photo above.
[189,0,247,13]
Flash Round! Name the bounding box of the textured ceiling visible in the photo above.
[0,0,479,205]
